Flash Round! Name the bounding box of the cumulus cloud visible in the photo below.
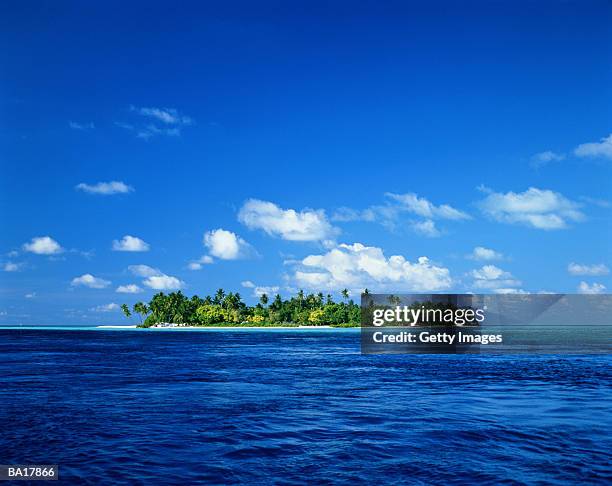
[468,246,503,261]
[470,265,521,291]
[578,281,606,294]
[241,280,280,297]
[531,151,565,168]
[238,199,338,242]
[76,181,133,195]
[568,263,609,276]
[127,265,183,290]
[71,274,111,289]
[3,262,22,272]
[412,220,441,237]
[91,303,120,312]
[574,133,612,160]
[385,193,471,220]
[478,187,584,230]
[23,236,63,255]
[112,235,150,252]
[332,193,469,236]
[143,275,184,291]
[291,242,452,292]
[493,288,528,295]
[116,284,143,294]
[187,255,214,270]
[128,264,161,277]
[204,229,252,260]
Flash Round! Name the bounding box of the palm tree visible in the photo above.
[120,304,131,319]
[387,295,401,306]
[259,293,269,306]
[271,294,282,311]
[316,292,324,306]
[214,288,225,306]
[133,302,149,325]
[341,288,350,301]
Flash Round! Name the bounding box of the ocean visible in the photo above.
[0,328,610,484]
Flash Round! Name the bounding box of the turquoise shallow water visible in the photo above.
[0,328,610,484]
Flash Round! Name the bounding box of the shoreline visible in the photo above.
[147,324,334,329]
[0,325,359,331]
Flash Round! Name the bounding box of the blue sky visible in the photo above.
[1,1,611,324]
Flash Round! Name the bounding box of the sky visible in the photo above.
[1,1,611,325]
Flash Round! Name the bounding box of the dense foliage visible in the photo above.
[121,289,361,327]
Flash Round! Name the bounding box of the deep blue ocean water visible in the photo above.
[0,328,610,485]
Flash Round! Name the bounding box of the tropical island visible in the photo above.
[120,289,361,328]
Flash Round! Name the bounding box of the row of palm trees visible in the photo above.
[121,288,363,327]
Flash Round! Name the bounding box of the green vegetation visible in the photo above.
[120,288,361,328]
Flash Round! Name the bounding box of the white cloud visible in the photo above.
[241,280,279,297]
[568,263,609,276]
[112,235,150,252]
[478,187,584,230]
[203,229,252,260]
[468,246,503,261]
[131,106,193,125]
[574,133,612,160]
[116,284,143,294]
[412,220,440,237]
[128,264,161,277]
[578,281,606,294]
[494,288,528,295]
[128,106,193,139]
[143,275,184,291]
[332,193,469,237]
[91,303,120,312]
[69,121,95,130]
[76,181,133,195]
[385,193,471,220]
[71,274,111,289]
[23,236,63,255]
[187,255,214,270]
[25,292,36,299]
[127,265,183,290]
[200,256,214,264]
[238,199,338,242]
[470,265,521,291]
[137,125,181,140]
[292,242,452,292]
[3,262,22,272]
[531,151,565,167]
[472,265,506,280]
